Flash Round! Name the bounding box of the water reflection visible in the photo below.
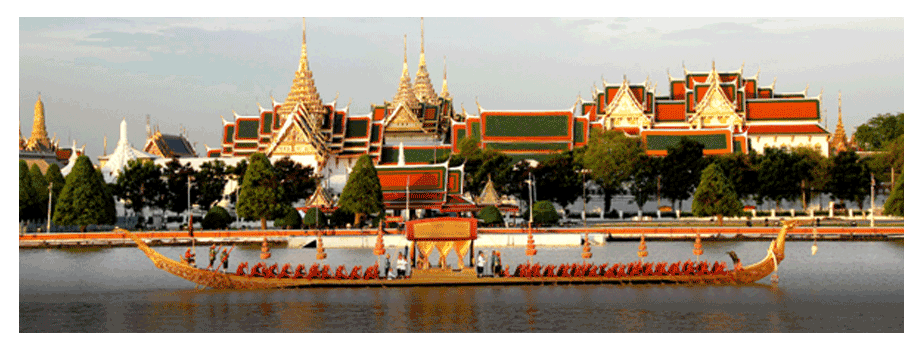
[20,241,903,332]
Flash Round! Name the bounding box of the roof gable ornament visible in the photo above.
[383,103,426,133]
[603,78,649,129]
[690,77,742,130]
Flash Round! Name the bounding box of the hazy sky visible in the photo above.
[19,17,903,161]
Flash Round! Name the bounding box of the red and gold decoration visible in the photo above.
[260,237,271,260]
[693,231,704,261]
[373,222,386,256]
[637,234,648,262]
[405,218,477,269]
[525,229,537,261]
[581,232,592,260]
[315,231,327,260]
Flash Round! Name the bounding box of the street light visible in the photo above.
[579,169,591,227]
[47,182,53,233]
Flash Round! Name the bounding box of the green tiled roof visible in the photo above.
[484,114,569,137]
[645,134,727,151]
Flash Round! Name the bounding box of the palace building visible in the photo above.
[208,19,833,217]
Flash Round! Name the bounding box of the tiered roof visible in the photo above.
[413,18,439,105]
[392,35,420,112]
[25,94,54,152]
[277,18,324,127]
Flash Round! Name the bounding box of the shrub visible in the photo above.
[273,205,302,229]
[302,207,327,228]
[478,205,504,226]
[532,200,559,226]
[202,206,233,230]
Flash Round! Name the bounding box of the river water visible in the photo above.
[20,240,903,332]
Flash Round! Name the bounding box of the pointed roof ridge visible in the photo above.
[26,93,53,152]
[413,17,438,105]
[440,55,450,99]
[278,18,324,118]
[307,181,335,208]
[477,174,503,206]
[393,34,420,111]
[606,78,644,114]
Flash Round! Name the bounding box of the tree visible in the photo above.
[273,205,302,229]
[302,207,327,228]
[196,159,228,209]
[238,153,282,230]
[45,163,66,219]
[338,154,383,227]
[629,154,660,211]
[791,146,827,210]
[692,163,743,225]
[227,159,249,206]
[53,155,116,232]
[827,150,871,209]
[29,164,49,223]
[534,151,582,209]
[163,158,198,215]
[201,206,233,230]
[660,137,705,210]
[273,156,316,206]
[884,172,903,216]
[115,159,165,227]
[532,200,559,226]
[755,147,799,209]
[853,113,903,151]
[478,205,504,227]
[575,129,643,214]
[19,161,38,223]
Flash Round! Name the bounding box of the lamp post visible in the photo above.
[580,169,591,227]
[870,173,875,228]
[47,182,53,233]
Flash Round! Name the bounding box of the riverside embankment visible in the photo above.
[18,226,903,248]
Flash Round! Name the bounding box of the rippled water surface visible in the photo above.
[20,240,903,332]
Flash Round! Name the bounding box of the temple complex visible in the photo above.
[207,19,835,218]
[20,94,84,173]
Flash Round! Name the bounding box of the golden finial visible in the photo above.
[771,77,777,90]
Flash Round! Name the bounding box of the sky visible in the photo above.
[18,16,904,162]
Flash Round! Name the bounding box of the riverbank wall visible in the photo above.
[18,226,903,248]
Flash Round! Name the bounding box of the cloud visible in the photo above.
[607,22,626,31]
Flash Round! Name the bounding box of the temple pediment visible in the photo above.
[384,103,426,133]
[602,81,650,129]
[690,80,742,129]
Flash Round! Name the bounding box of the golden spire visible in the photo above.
[278,18,324,121]
[440,55,450,99]
[831,91,849,152]
[413,17,438,105]
[393,34,419,111]
[26,93,53,152]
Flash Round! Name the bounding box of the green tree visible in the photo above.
[238,153,282,230]
[853,113,903,151]
[692,163,743,225]
[45,163,66,219]
[661,137,705,210]
[29,164,49,224]
[273,156,316,205]
[115,159,165,227]
[302,207,327,228]
[273,205,302,229]
[196,159,228,209]
[201,206,233,230]
[53,156,116,232]
[163,158,198,215]
[575,129,643,214]
[532,200,559,226]
[339,154,383,227]
[534,151,582,209]
[478,205,504,227]
[19,161,38,223]
[827,150,871,209]
[629,154,660,211]
[756,147,799,209]
[791,146,827,210]
[884,172,903,216]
